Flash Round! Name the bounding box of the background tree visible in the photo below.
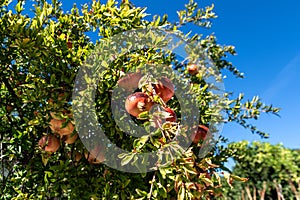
[223,141,300,200]
[0,0,279,199]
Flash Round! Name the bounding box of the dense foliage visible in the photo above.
[0,0,279,199]
[223,141,300,200]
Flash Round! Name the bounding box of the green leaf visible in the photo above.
[15,1,23,13]
[178,186,185,200]
[121,153,135,166]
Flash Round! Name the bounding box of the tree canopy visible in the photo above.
[224,141,300,200]
[0,0,280,199]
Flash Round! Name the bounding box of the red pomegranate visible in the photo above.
[187,63,198,75]
[164,107,177,122]
[125,92,154,117]
[191,125,209,144]
[49,118,75,136]
[85,145,105,164]
[63,133,78,144]
[117,72,143,90]
[38,135,60,153]
[152,77,174,102]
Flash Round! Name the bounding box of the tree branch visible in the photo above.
[1,76,24,122]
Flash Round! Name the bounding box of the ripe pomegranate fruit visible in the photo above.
[49,118,75,136]
[191,125,209,144]
[164,107,177,122]
[63,133,78,144]
[117,72,143,90]
[85,145,105,164]
[38,135,60,153]
[187,63,198,75]
[125,92,154,117]
[153,77,174,102]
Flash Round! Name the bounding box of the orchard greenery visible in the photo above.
[223,141,300,200]
[0,0,279,199]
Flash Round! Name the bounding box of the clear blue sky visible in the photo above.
[22,0,300,149]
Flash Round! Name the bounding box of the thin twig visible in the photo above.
[148,171,157,200]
